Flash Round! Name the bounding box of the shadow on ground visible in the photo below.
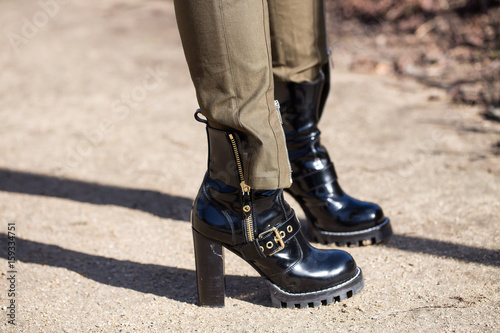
[382,235,499,267]
[0,231,497,309]
[0,168,192,222]
[0,234,271,307]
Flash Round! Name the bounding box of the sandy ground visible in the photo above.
[0,0,499,332]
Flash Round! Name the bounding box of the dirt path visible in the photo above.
[1,0,499,332]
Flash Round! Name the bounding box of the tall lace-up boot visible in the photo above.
[191,111,364,308]
[274,72,393,246]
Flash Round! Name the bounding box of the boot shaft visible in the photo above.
[274,74,336,178]
[194,123,293,245]
[274,70,326,139]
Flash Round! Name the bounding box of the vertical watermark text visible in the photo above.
[6,222,17,325]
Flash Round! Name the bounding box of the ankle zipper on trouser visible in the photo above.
[228,133,254,242]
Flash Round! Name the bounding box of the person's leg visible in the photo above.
[269,0,393,246]
[269,0,328,83]
[173,0,364,308]
[174,0,290,190]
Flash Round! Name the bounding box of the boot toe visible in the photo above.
[347,200,386,226]
[271,235,359,293]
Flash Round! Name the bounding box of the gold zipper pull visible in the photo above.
[241,181,251,213]
[240,181,251,195]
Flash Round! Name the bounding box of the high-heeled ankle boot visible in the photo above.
[274,72,393,246]
[191,111,364,308]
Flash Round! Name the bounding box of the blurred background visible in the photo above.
[327,0,500,122]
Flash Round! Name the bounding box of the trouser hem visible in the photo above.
[250,176,292,191]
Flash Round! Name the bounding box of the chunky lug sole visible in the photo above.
[267,268,364,308]
[308,217,393,247]
[192,228,364,308]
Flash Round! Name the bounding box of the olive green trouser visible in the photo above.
[174,0,328,190]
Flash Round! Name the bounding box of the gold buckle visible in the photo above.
[258,227,285,256]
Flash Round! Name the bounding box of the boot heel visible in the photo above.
[192,228,225,307]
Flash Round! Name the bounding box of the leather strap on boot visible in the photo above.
[236,214,301,260]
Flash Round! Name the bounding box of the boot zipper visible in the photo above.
[228,133,254,242]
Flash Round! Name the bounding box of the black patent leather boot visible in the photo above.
[191,111,364,308]
[274,72,393,246]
